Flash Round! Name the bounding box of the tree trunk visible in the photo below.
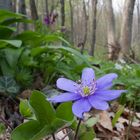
[18,0,27,31]
[45,0,49,16]
[137,1,140,43]
[69,0,74,44]
[60,0,65,26]
[12,0,17,12]
[0,0,12,10]
[90,0,97,56]
[81,0,88,54]
[119,0,136,59]
[104,0,120,60]
[18,0,26,15]
[29,0,38,20]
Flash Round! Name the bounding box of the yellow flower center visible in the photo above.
[83,86,90,95]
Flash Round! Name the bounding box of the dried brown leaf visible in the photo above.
[98,111,113,131]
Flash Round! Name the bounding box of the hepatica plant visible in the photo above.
[44,13,57,26]
[48,68,126,119]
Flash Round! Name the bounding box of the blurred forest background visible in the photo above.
[0,0,140,61]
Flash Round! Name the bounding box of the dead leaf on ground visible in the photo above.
[136,112,140,119]
[98,111,113,131]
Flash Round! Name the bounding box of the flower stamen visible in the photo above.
[76,80,97,97]
[83,86,90,95]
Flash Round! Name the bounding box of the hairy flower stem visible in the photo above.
[126,100,136,140]
[52,133,56,140]
[74,119,82,140]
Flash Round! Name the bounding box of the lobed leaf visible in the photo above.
[29,90,56,125]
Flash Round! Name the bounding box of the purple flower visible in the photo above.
[48,68,126,118]
[44,16,51,25]
[44,13,58,26]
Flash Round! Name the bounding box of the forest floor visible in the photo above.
[0,100,140,140]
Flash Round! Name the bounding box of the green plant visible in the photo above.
[98,60,140,108]
[0,76,20,97]
[0,122,6,134]
[0,9,93,92]
[0,10,33,91]
[15,68,33,87]
[11,90,74,140]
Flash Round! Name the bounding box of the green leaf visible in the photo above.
[49,118,66,132]
[19,49,37,67]
[0,59,14,76]
[29,90,56,125]
[112,106,124,127]
[49,46,91,66]
[16,31,41,41]
[0,76,20,94]
[12,91,75,140]
[49,102,74,133]
[15,68,33,87]
[56,102,74,122]
[30,124,51,140]
[1,18,32,26]
[19,99,33,118]
[0,10,24,23]
[85,117,98,127]
[79,128,95,140]
[11,118,52,140]
[0,123,6,134]
[0,25,16,39]
[11,120,43,140]
[4,48,23,68]
[31,47,45,56]
[31,46,91,66]
[16,31,44,46]
[0,40,22,48]
[45,35,71,46]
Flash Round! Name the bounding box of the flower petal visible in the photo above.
[81,68,95,86]
[96,73,118,90]
[93,90,126,101]
[88,96,109,110]
[72,98,91,118]
[48,92,81,103]
[57,78,78,92]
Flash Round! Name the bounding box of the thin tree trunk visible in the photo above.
[18,0,26,15]
[105,0,120,60]
[90,0,97,56]
[18,0,27,30]
[119,0,136,59]
[81,0,88,54]
[50,0,54,13]
[69,0,74,44]
[29,0,38,20]
[45,0,49,16]
[137,1,140,43]
[12,0,17,12]
[60,0,65,26]
[41,0,45,19]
